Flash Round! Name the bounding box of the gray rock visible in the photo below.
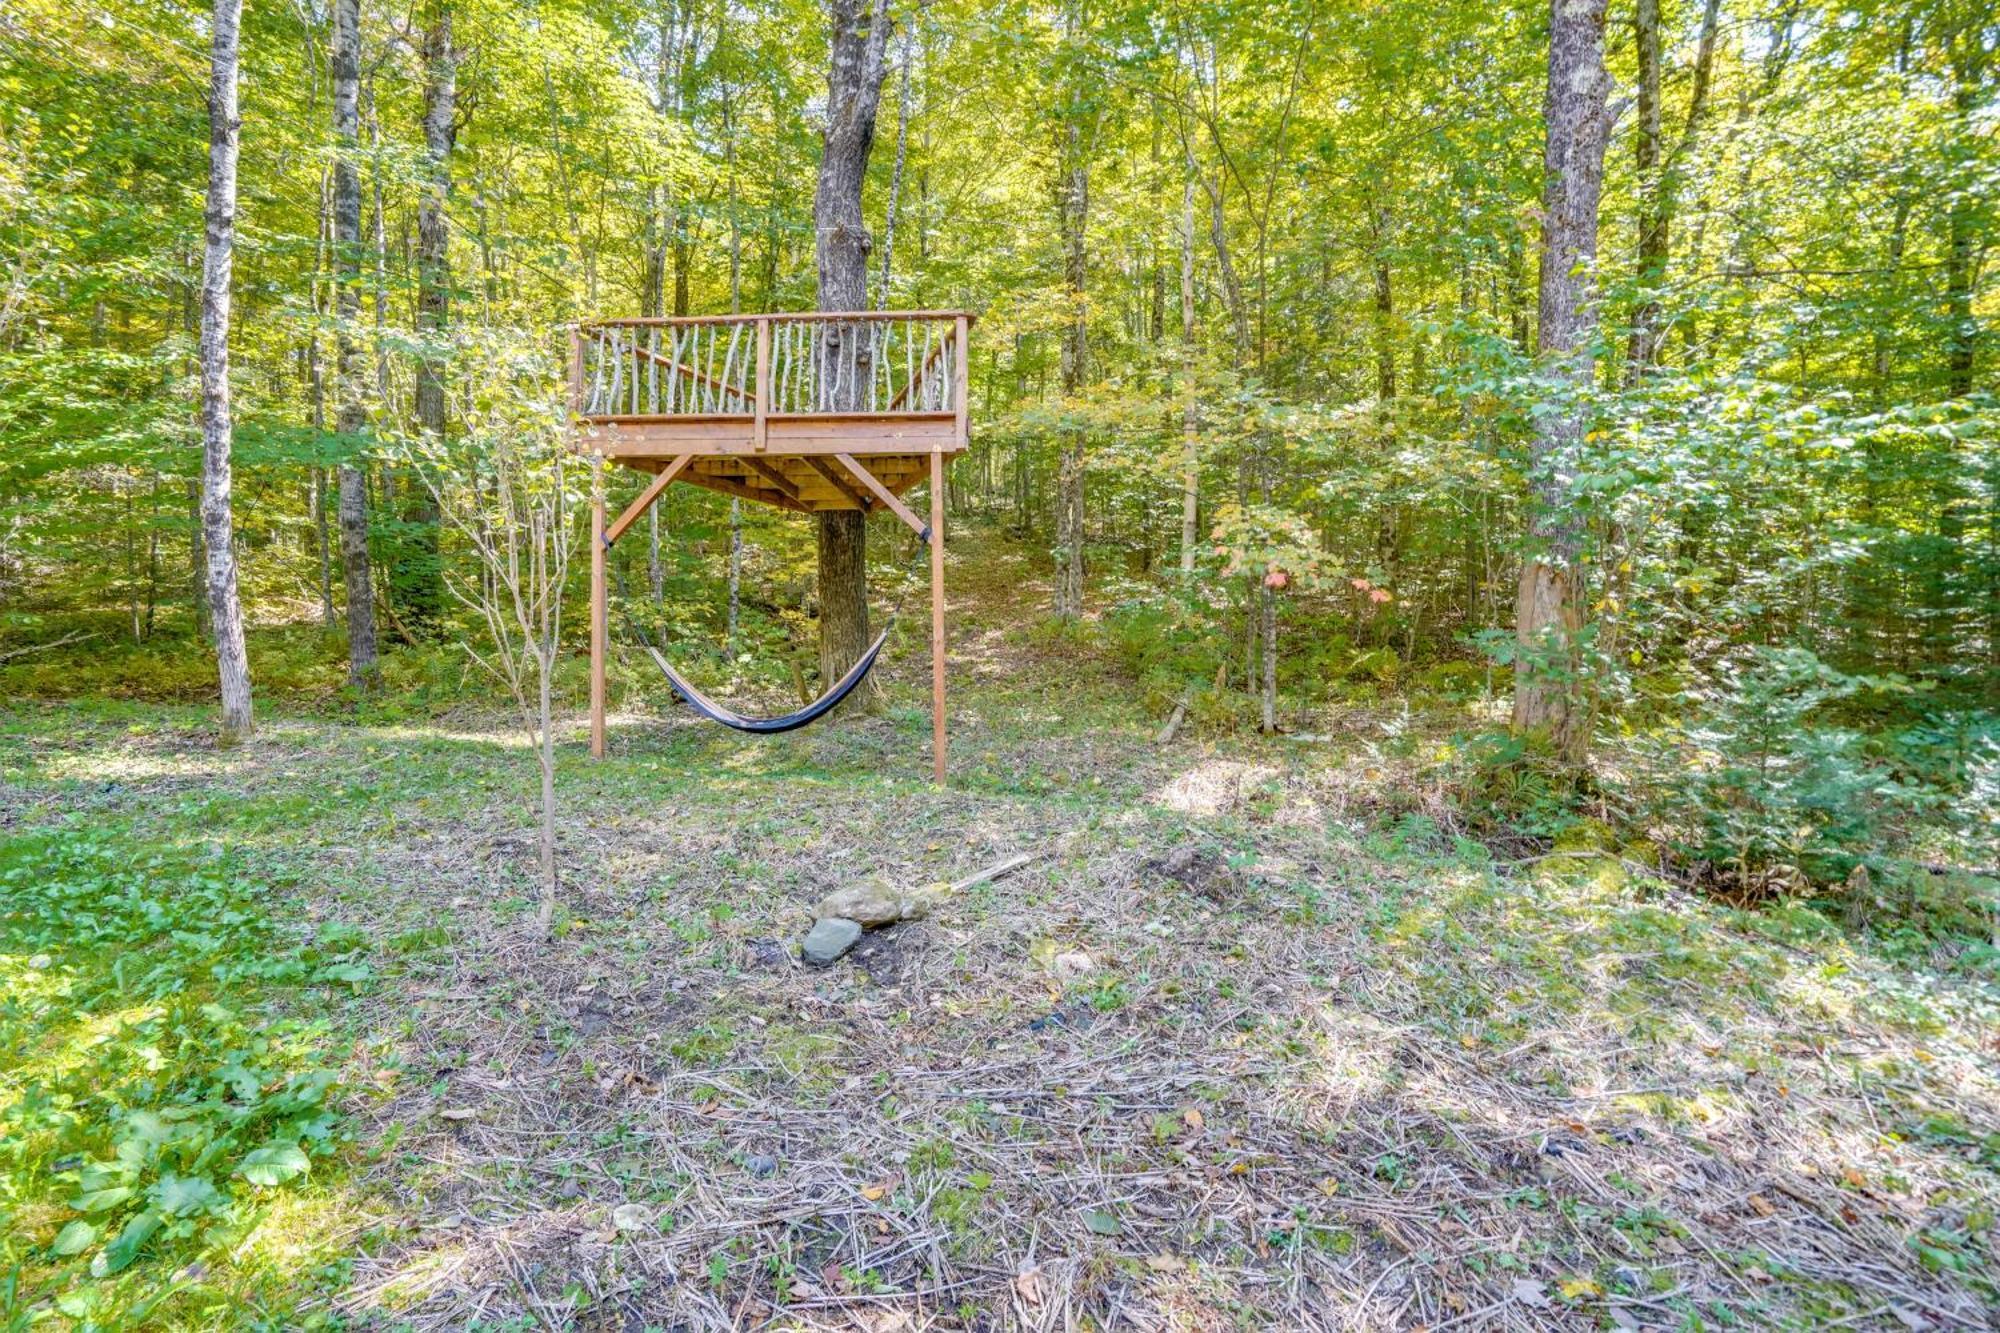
[801,917,863,966]
[744,1153,779,1178]
[815,874,940,927]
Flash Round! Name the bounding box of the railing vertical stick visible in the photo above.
[754,317,770,451]
[953,314,970,443]
[568,326,584,419]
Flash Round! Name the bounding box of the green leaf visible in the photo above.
[313,962,374,985]
[69,1186,133,1213]
[1083,1209,1122,1235]
[237,1144,311,1188]
[93,1209,162,1276]
[151,1172,224,1217]
[50,1220,98,1256]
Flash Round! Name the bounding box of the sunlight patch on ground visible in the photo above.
[1146,758,1281,815]
[37,748,230,784]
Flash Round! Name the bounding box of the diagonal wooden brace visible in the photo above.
[834,452,928,538]
[801,455,873,511]
[605,453,693,545]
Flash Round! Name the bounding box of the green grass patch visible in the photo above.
[0,826,361,1326]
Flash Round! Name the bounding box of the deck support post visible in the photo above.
[930,448,946,786]
[590,455,606,758]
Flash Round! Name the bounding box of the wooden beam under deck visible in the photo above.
[609,450,934,512]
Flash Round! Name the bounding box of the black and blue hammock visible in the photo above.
[608,531,924,735]
[635,627,890,734]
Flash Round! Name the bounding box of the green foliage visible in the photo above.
[0,829,349,1320]
[1629,648,1933,891]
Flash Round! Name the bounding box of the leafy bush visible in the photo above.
[1445,727,1595,845]
[0,830,351,1320]
[1103,590,1229,715]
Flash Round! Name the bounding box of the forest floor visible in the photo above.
[3,527,1999,1331]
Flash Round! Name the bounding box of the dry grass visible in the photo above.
[3,534,1995,1331]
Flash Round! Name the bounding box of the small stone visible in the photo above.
[612,1203,652,1232]
[744,1154,778,1178]
[801,917,863,966]
[27,954,51,971]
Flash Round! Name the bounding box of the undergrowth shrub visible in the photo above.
[1626,647,1931,891]
[1103,592,1228,715]
[0,830,355,1323]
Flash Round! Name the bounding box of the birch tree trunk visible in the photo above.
[1626,0,1664,380]
[403,0,457,634]
[1512,0,1614,761]
[1628,0,1719,379]
[199,0,253,744]
[333,0,378,684]
[813,0,891,688]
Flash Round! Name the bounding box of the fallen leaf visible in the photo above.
[1842,1168,1866,1188]
[439,1106,476,1122]
[1559,1276,1601,1300]
[1015,1265,1044,1306]
[1316,1176,1340,1197]
[1183,1108,1204,1131]
[1145,1252,1183,1273]
[1512,1278,1549,1308]
[1748,1193,1776,1217]
[1084,1209,1122,1236]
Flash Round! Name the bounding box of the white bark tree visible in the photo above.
[198,0,253,743]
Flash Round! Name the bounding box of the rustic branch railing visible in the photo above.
[574,312,968,421]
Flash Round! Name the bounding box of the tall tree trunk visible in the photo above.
[309,170,336,627]
[813,0,891,687]
[1626,0,1664,379]
[333,0,377,684]
[1369,203,1396,400]
[199,0,253,744]
[647,503,664,602]
[1628,0,1719,379]
[1178,171,1200,574]
[1513,0,1614,761]
[403,1,456,635]
[728,497,743,662]
[878,28,913,308]
[1054,116,1089,619]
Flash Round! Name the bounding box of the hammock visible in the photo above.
[609,527,926,735]
[638,628,890,734]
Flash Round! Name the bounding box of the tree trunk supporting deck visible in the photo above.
[577,311,969,784]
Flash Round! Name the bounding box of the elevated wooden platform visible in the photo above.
[571,311,973,782]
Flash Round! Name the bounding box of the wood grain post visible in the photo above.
[754,317,770,451]
[590,455,606,759]
[930,447,947,786]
